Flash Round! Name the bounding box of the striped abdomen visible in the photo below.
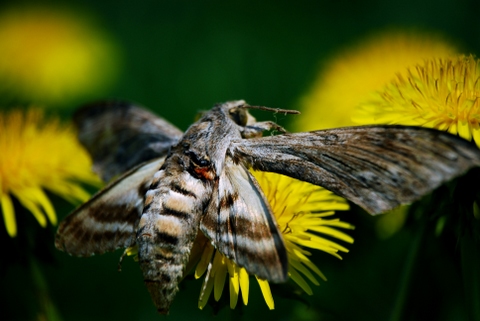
[136,168,211,314]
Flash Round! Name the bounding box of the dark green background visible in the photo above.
[2,1,480,320]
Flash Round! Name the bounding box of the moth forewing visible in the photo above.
[229,126,480,214]
[55,157,166,256]
[200,158,288,283]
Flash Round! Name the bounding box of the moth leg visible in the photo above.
[118,249,128,272]
[118,245,138,272]
[242,121,287,138]
[198,254,215,304]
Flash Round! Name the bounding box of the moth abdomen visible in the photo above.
[137,210,195,314]
[136,168,212,313]
[141,254,183,314]
[170,182,198,199]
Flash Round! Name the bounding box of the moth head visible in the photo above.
[229,107,255,127]
[221,100,257,127]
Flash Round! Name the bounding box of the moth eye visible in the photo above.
[229,108,248,126]
[188,151,210,167]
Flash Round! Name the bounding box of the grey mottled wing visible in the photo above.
[55,157,165,256]
[200,158,288,283]
[229,126,480,215]
[74,100,183,182]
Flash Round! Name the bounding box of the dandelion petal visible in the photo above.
[256,277,275,310]
[239,268,250,305]
[1,193,16,237]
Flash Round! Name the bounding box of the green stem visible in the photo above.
[30,258,63,321]
[461,236,480,321]
[388,214,427,321]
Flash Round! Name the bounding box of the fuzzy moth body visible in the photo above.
[137,157,213,313]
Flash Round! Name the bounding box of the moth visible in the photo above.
[55,100,480,314]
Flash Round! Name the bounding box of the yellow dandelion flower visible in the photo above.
[354,55,480,147]
[295,31,459,131]
[0,6,121,105]
[0,108,101,237]
[193,171,352,310]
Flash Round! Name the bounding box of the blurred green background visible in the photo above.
[2,0,480,320]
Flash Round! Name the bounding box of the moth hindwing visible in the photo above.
[55,100,480,314]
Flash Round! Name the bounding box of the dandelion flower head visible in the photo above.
[0,108,100,237]
[295,31,459,131]
[0,6,121,105]
[354,55,480,147]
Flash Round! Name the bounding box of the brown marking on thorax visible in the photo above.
[193,166,216,181]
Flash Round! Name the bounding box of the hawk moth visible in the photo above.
[55,100,480,314]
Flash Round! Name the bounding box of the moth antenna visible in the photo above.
[242,104,301,115]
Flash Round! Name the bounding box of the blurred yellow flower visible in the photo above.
[354,55,480,147]
[0,6,121,105]
[193,171,352,310]
[0,108,100,237]
[295,31,459,131]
